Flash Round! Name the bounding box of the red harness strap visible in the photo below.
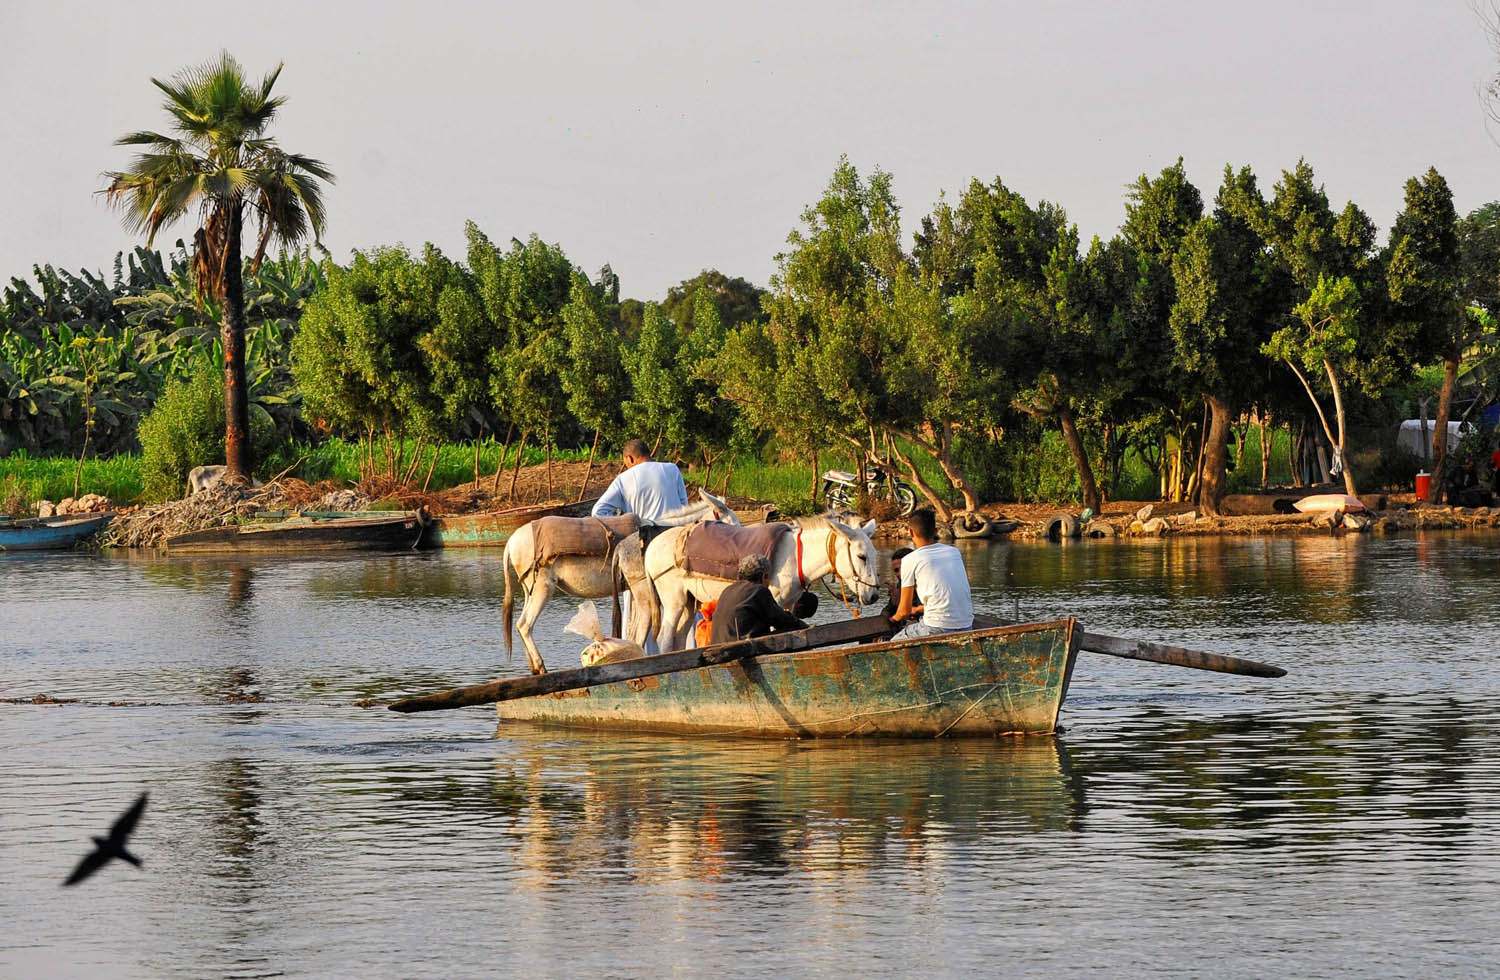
[795,528,808,590]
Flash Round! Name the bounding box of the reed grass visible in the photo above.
[0,451,146,509]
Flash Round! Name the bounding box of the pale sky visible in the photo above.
[2,1,1497,302]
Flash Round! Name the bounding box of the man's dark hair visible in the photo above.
[623,438,650,459]
[908,508,937,540]
[891,546,913,563]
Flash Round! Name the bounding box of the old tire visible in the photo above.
[1083,519,1117,539]
[1044,513,1081,541]
[952,512,994,538]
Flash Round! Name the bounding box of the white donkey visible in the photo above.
[642,516,881,653]
[502,492,739,674]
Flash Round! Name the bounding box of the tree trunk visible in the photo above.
[422,444,440,493]
[1427,357,1458,503]
[931,422,981,512]
[810,450,820,506]
[577,429,600,502]
[473,433,483,487]
[507,430,529,500]
[1057,407,1101,514]
[888,437,952,521]
[1259,407,1272,490]
[1291,420,1306,488]
[492,422,515,496]
[221,204,252,481]
[545,422,554,501]
[1323,359,1358,497]
[1191,400,1209,504]
[1198,394,1233,516]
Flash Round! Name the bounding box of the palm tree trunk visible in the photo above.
[221,204,252,481]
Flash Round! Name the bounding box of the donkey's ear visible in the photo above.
[860,518,877,535]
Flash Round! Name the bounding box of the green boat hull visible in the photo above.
[495,619,1079,739]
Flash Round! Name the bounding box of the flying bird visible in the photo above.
[63,792,147,887]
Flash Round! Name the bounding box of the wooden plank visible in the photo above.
[972,613,1286,678]
[388,616,894,713]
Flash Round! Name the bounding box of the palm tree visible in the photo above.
[103,52,333,480]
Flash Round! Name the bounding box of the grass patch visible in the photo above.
[0,451,145,510]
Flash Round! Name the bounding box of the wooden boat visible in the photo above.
[0,512,114,552]
[165,512,428,555]
[421,498,598,548]
[492,618,1079,738]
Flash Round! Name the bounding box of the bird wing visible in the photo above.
[108,792,148,845]
[63,847,110,887]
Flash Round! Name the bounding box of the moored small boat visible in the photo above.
[493,619,1079,738]
[0,512,115,552]
[421,498,599,548]
[165,512,428,555]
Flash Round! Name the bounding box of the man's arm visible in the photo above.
[753,587,807,633]
[591,478,626,517]
[891,585,918,623]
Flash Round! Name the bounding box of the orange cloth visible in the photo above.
[695,600,718,647]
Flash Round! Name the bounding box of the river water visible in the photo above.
[4,532,1500,978]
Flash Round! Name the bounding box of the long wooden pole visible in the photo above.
[388,616,891,713]
[971,614,1286,678]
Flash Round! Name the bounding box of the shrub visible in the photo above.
[138,361,274,501]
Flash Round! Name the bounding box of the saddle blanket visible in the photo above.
[679,521,789,582]
[532,514,641,567]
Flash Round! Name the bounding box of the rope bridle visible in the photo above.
[796,522,877,619]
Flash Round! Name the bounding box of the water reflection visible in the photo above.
[366,734,1081,887]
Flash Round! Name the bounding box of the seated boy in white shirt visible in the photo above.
[890,508,973,640]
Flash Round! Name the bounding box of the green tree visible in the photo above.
[469,231,577,493]
[1120,159,1205,501]
[560,270,628,495]
[291,246,455,478]
[1386,169,1464,499]
[1263,274,1364,495]
[1169,166,1279,514]
[103,52,332,481]
[1257,160,1381,493]
[624,303,687,454]
[662,270,767,334]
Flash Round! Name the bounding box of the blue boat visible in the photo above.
[0,513,114,552]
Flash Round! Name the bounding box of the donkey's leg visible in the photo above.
[516,572,555,675]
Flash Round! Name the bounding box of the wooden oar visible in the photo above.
[970,614,1286,678]
[388,616,891,713]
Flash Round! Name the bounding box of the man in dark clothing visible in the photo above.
[881,547,913,619]
[709,555,808,645]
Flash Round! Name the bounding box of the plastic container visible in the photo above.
[1415,471,1431,499]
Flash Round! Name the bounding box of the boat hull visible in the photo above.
[422,499,598,548]
[165,514,426,554]
[0,513,114,552]
[494,619,1079,738]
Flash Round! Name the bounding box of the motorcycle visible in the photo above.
[820,458,918,517]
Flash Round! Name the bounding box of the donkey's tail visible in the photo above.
[502,538,518,663]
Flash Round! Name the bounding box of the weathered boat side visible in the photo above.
[422,498,599,548]
[494,619,1079,738]
[165,513,426,554]
[0,513,114,552]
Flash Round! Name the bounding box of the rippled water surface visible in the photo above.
[5,533,1500,977]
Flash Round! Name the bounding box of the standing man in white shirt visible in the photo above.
[890,508,974,640]
[591,438,688,524]
[591,439,687,649]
